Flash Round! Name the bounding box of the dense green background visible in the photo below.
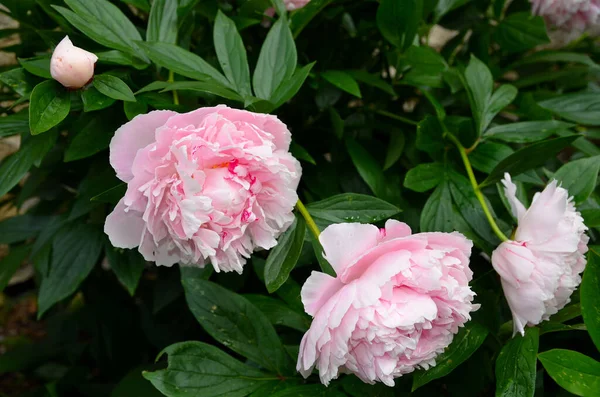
[0,0,599,396]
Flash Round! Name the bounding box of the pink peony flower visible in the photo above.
[530,0,600,43]
[104,105,301,273]
[491,173,588,336]
[297,220,479,386]
[50,36,98,89]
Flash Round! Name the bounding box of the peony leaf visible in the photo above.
[143,342,279,397]
[146,0,178,44]
[412,322,488,391]
[376,0,422,51]
[181,277,294,375]
[552,155,600,204]
[495,327,539,397]
[214,11,252,98]
[29,80,71,135]
[538,349,600,396]
[581,248,600,352]
[264,215,306,293]
[93,74,136,102]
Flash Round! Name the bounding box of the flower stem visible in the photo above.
[168,70,179,106]
[296,199,320,239]
[447,133,509,242]
[373,109,418,126]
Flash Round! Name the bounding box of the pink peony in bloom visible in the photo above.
[297,221,479,386]
[491,173,588,336]
[530,0,600,43]
[104,105,301,273]
[50,36,98,89]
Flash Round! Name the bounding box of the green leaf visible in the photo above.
[91,183,126,205]
[0,130,58,198]
[538,349,600,397]
[124,100,149,120]
[253,17,297,100]
[402,45,448,88]
[306,193,400,229]
[412,322,488,390]
[160,81,243,102]
[270,62,315,109]
[18,56,51,79]
[321,70,361,98]
[244,294,310,332]
[143,341,278,397]
[416,115,445,155]
[264,216,306,293]
[81,86,116,112]
[29,80,70,135]
[346,138,385,197]
[383,131,405,170]
[485,120,574,143]
[271,385,345,397]
[137,41,231,87]
[376,0,423,51]
[581,248,600,352]
[182,278,293,374]
[470,142,514,174]
[54,0,146,60]
[105,246,145,296]
[404,163,445,192]
[0,245,30,293]
[0,112,29,138]
[147,0,178,44]
[495,327,539,397]
[64,113,119,162]
[480,135,579,187]
[112,365,164,397]
[0,67,39,96]
[290,141,316,165]
[494,12,550,53]
[539,93,600,126]
[464,55,492,134]
[0,215,50,244]
[348,70,395,96]
[581,209,600,228]
[97,50,148,70]
[512,50,600,69]
[482,84,518,133]
[329,107,344,140]
[290,0,335,38]
[214,11,252,98]
[433,0,470,21]
[553,156,600,204]
[93,74,136,102]
[37,223,104,317]
[270,0,287,17]
[341,375,394,397]
[308,229,336,276]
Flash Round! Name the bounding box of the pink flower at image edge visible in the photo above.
[297,220,479,386]
[104,105,301,273]
[491,173,588,336]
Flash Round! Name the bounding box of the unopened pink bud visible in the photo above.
[50,36,98,89]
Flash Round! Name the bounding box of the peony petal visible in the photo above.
[110,110,177,182]
[104,199,145,249]
[382,219,412,240]
[491,241,536,288]
[516,180,567,243]
[319,223,381,276]
[301,271,344,316]
[502,173,527,221]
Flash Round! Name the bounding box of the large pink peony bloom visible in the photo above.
[297,220,479,386]
[491,173,588,336]
[531,0,600,43]
[104,105,301,273]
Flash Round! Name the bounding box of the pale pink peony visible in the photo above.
[491,173,588,336]
[104,105,301,273]
[530,0,600,43]
[297,220,479,386]
[50,36,98,89]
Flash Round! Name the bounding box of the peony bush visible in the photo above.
[0,0,599,396]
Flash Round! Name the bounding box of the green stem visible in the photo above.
[168,70,179,106]
[447,133,509,242]
[373,109,418,126]
[296,199,320,239]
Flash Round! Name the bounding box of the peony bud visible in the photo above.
[50,36,98,89]
[491,173,588,336]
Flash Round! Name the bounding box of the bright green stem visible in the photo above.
[296,199,320,239]
[447,133,509,242]
[168,70,179,105]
